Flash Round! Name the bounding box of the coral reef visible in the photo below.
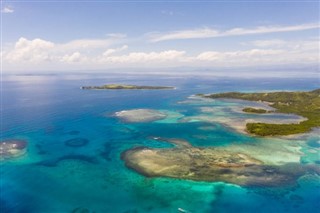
[0,139,27,160]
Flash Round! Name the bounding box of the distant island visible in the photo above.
[198,89,320,136]
[81,84,175,90]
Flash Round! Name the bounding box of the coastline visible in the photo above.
[180,97,307,136]
[198,89,320,136]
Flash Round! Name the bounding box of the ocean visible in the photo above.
[1,73,319,213]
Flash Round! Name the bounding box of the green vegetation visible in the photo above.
[242,107,268,114]
[81,84,174,90]
[200,89,320,136]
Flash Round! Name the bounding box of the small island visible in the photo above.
[242,107,269,114]
[198,89,320,136]
[81,84,175,90]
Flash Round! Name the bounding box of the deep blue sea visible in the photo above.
[1,73,319,213]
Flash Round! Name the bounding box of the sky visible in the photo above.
[1,1,320,73]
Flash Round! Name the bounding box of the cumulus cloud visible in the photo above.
[3,37,186,66]
[4,36,126,63]
[149,23,320,42]
[5,37,55,63]
[61,52,85,63]
[2,36,319,70]
[1,6,14,13]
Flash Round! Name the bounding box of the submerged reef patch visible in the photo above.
[115,109,167,123]
[37,154,99,167]
[0,139,27,160]
[64,138,89,147]
[122,138,319,187]
[71,207,95,213]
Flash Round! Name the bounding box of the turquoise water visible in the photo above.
[1,74,319,213]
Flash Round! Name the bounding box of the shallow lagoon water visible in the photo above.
[1,73,320,213]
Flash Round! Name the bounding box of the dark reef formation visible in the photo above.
[64,138,89,147]
[37,154,99,167]
[71,207,95,213]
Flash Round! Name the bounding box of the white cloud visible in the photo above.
[149,23,320,42]
[5,37,55,63]
[251,39,287,47]
[2,36,319,71]
[61,52,85,63]
[4,36,126,63]
[196,46,319,66]
[149,28,219,42]
[59,38,115,51]
[102,45,128,57]
[101,50,186,63]
[197,49,285,62]
[249,39,320,51]
[1,6,14,13]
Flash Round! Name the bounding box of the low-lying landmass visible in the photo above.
[122,137,319,187]
[81,84,175,90]
[242,107,269,114]
[198,89,320,136]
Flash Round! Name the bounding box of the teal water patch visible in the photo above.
[155,110,185,124]
[306,137,320,148]
[125,121,255,147]
[299,134,320,164]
